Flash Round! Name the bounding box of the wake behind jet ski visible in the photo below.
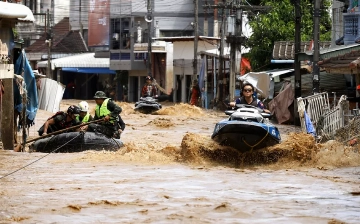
[211,104,281,152]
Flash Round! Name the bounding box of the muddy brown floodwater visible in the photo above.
[1,100,360,223]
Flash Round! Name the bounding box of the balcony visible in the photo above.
[110,49,147,71]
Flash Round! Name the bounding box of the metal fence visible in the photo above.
[297,92,349,140]
[297,92,330,133]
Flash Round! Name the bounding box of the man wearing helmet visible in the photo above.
[38,105,81,136]
[87,91,123,138]
[141,75,158,98]
[77,101,94,130]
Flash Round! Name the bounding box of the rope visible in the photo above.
[242,125,270,151]
[0,132,84,180]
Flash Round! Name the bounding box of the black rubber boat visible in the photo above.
[29,132,124,153]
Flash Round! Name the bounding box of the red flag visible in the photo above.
[241,57,251,75]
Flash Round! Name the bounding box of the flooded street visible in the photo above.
[1,100,360,223]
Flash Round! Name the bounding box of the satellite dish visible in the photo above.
[145,14,153,23]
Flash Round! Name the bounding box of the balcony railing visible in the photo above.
[110,51,148,61]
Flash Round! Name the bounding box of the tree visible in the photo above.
[245,0,332,71]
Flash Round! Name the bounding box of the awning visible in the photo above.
[62,67,116,74]
[267,69,294,78]
[0,2,35,22]
[37,53,111,69]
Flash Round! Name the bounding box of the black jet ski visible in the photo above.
[134,97,162,114]
[29,132,124,153]
[211,104,281,152]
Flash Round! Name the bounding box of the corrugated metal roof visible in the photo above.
[275,72,349,96]
[26,18,88,55]
[37,53,110,68]
[298,43,360,61]
[273,41,331,60]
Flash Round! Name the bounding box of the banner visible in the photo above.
[88,0,110,46]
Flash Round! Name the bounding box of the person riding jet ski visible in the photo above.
[141,75,158,98]
[229,83,270,113]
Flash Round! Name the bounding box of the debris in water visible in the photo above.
[328,219,347,224]
[214,203,230,212]
[67,204,82,211]
[88,200,121,206]
[350,192,360,196]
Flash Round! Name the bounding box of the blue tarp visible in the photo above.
[14,50,38,127]
[304,111,316,137]
[62,67,116,74]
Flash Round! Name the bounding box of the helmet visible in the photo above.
[145,75,153,81]
[93,91,107,99]
[67,105,81,115]
[78,101,89,112]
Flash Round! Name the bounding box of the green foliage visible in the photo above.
[245,0,332,71]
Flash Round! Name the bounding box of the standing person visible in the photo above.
[77,101,94,130]
[67,80,76,99]
[229,83,270,113]
[38,105,81,136]
[87,91,123,138]
[141,75,157,98]
[190,79,201,106]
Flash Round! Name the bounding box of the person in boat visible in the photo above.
[190,79,201,106]
[87,91,123,139]
[141,75,158,98]
[77,101,94,130]
[38,105,81,136]
[229,83,271,113]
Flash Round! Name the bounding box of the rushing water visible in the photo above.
[1,101,359,223]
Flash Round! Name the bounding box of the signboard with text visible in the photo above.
[88,0,110,46]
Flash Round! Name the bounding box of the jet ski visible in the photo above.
[29,132,124,153]
[211,104,281,152]
[134,96,162,114]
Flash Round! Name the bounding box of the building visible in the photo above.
[15,0,70,47]
[0,1,35,150]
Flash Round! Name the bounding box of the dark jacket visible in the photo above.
[38,112,79,136]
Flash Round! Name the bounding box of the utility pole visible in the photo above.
[218,5,225,104]
[79,0,83,34]
[294,0,301,99]
[312,0,320,93]
[193,0,199,82]
[146,0,153,76]
[205,1,270,104]
[46,9,52,79]
[204,0,208,36]
[228,0,243,101]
